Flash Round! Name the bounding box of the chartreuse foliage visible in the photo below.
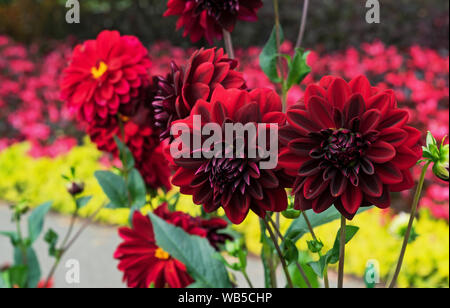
[0,142,448,287]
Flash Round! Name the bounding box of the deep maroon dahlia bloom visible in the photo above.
[164,0,263,44]
[171,86,289,224]
[114,204,231,288]
[61,30,151,123]
[152,48,246,140]
[279,76,422,220]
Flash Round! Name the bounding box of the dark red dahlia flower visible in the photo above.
[114,204,231,288]
[136,144,172,191]
[164,0,263,44]
[171,86,289,224]
[152,48,246,141]
[279,76,422,220]
[61,30,151,123]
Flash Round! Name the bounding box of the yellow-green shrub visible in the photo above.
[0,142,448,287]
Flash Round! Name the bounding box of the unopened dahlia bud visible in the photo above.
[66,181,85,196]
[423,132,449,182]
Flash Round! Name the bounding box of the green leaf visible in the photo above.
[307,255,328,278]
[128,168,147,209]
[114,136,135,171]
[76,196,92,209]
[13,247,41,288]
[281,238,299,265]
[44,229,59,257]
[259,25,284,83]
[285,207,369,244]
[426,131,437,147]
[287,48,311,89]
[0,231,18,245]
[95,171,128,208]
[28,201,52,243]
[326,225,360,264]
[4,265,28,288]
[149,213,231,288]
[289,252,320,288]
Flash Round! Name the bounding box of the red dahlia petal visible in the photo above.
[366,185,391,209]
[341,184,363,214]
[375,162,404,184]
[287,109,322,135]
[359,173,383,197]
[307,96,335,129]
[330,173,348,197]
[379,127,408,146]
[327,77,351,110]
[366,140,396,163]
[349,75,372,100]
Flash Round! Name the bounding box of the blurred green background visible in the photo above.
[0,0,448,50]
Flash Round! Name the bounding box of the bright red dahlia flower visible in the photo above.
[61,30,151,123]
[164,0,263,44]
[152,48,246,140]
[279,76,422,220]
[171,86,290,224]
[114,204,231,288]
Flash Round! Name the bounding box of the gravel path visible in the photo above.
[1,203,363,288]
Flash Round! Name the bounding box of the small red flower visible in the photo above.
[152,48,246,140]
[114,204,231,288]
[136,144,173,191]
[279,76,422,219]
[61,30,151,123]
[171,86,290,224]
[164,0,263,44]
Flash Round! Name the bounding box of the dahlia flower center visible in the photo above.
[197,157,255,201]
[154,247,170,260]
[91,61,108,79]
[322,129,367,168]
[195,0,239,17]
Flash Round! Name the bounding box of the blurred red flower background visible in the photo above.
[0,35,448,220]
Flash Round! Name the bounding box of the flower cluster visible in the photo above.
[60,30,171,190]
[114,203,231,288]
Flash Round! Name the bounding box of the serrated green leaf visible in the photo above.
[287,48,311,89]
[95,171,128,208]
[149,213,231,288]
[28,201,52,243]
[259,25,284,83]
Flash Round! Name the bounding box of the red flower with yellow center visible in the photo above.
[61,30,151,123]
[279,76,422,219]
[114,204,231,288]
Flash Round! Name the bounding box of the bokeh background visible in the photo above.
[0,0,449,288]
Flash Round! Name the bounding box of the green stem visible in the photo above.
[302,211,329,288]
[242,270,254,288]
[117,115,132,207]
[263,218,294,288]
[15,218,27,265]
[388,162,430,288]
[337,216,346,288]
[267,215,312,288]
[295,0,310,49]
[222,29,235,59]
